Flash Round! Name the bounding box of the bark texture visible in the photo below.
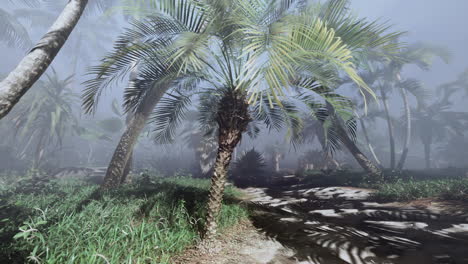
[337,121,382,178]
[101,83,169,189]
[121,151,133,184]
[0,0,88,119]
[397,87,411,170]
[381,88,396,169]
[204,90,250,240]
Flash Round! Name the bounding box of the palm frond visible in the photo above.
[0,8,32,49]
[13,8,56,28]
[151,91,193,144]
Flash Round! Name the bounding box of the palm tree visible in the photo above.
[355,43,450,170]
[0,0,88,119]
[413,84,468,169]
[179,112,218,177]
[3,69,79,169]
[0,0,122,119]
[83,1,208,188]
[85,0,400,239]
[0,8,32,49]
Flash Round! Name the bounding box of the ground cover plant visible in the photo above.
[300,168,468,201]
[0,173,248,264]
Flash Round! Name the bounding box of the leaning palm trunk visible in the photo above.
[397,87,411,170]
[120,112,135,184]
[0,0,88,119]
[121,150,133,184]
[359,119,382,167]
[336,121,382,178]
[381,89,396,169]
[101,83,169,189]
[204,91,250,240]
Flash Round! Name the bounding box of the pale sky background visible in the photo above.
[351,0,468,87]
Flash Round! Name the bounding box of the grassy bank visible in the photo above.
[0,174,248,264]
[300,169,468,202]
[374,178,468,202]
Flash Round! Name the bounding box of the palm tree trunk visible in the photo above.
[33,130,46,170]
[424,143,431,169]
[397,87,411,170]
[204,91,250,240]
[120,111,135,184]
[274,153,280,172]
[101,83,169,189]
[0,0,88,119]
[336,121,382,178]
[381,88,396,169]
[121,151,133,184]
[359,119,382,167]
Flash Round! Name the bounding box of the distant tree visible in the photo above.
[264,141,287,173]
[230,148,268,187]
[354,43,450,170]
[4,69,79,169]
[413,85,468,169]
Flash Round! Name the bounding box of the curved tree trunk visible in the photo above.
[274,153,281,172]
[359,119,382,167]
[121,150,133,184]
[397,87,411,170]
[336,121,382,178]
[0,0,88,119]
[204,90,250,240]
[381,88,396,169]
[120,111,135,184]
[101,83,169,189]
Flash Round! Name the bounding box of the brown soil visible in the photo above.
[171,220,296,264]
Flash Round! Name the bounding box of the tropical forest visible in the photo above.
[0,0,467,263]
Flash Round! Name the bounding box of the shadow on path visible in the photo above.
[243,184,468,264]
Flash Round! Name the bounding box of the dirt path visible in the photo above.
[243,184,468,264]
[172,220,297,264]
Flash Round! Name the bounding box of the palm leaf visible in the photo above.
[0,8,32,49]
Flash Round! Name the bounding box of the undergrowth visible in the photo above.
[0,173,248,264]
[300,169,468,202]
[373,178,468,202]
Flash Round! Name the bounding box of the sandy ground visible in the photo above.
[171,220,297,264]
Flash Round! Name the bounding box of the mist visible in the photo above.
[1,1,467,263]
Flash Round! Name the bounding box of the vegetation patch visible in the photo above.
[300,169,468,202]
[373,178,468,202]
[0,174,248,264]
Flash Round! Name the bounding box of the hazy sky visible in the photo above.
[351,0,468,87]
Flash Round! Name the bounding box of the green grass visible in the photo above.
[300,169,468,202]
[373,178,468,202]
[0,174,248,264]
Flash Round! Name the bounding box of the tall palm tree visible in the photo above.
[85,0,400,239]
[348,43,450,170]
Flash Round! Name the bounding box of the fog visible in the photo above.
[2,1,468,263]
[0,0,467,175]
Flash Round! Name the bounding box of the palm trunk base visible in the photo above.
[203,90,250,240]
